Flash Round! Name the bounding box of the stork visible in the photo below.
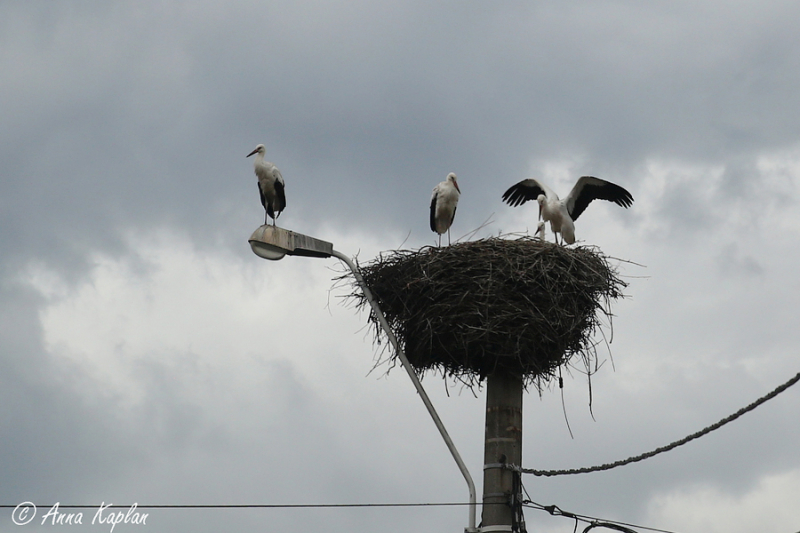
[430,172,461,246]
[246,144,286,226]
[534,221,546,241]
[502,176,633,244]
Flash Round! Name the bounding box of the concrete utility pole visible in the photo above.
[482,371,524,531]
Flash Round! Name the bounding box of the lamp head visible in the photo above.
[249,226,334,261]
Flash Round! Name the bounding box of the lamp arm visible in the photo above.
[331,249,478,533]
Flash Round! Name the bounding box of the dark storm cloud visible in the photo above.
[5,1,800,264]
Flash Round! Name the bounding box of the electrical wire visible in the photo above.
[517,474,679,533]
[511,469,528,533]
[518,370,800,477]
[1,502,475,509]
[581,523,638,533]
[521,501,680,533]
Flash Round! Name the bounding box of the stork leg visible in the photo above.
[438,234,442,247]
[447,229,451,246]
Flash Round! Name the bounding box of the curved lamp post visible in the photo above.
[249,225,478,533]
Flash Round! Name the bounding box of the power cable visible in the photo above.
[517,370,800,477]
[510,469,528,533]
[581,523,638,533]
[521,501,680,533]
[517,475,678,533]
[1,502,474,509]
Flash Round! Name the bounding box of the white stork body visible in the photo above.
[247,144,286,226]
[502,176,633,244]
[430,172,461,246]
[534,221,546,241]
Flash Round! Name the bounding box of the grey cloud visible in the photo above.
[2,2,800,531]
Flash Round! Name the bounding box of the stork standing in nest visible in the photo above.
[430,172,461,246]
[247,144,287,226]
[502,176,633,244]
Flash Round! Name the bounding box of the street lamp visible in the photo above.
[249,225,478,533]
[249,225,334,260]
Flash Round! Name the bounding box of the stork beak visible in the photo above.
[538,203,542,220]
[454,180,461,193]
[246,148,258,158]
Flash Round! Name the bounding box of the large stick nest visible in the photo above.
[346,236,627,388]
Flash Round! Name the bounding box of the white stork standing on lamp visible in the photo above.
[502,176,633,244]
[430,172,461,246]
[247,144,286,226]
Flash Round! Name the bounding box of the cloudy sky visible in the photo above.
[2,1,800,532]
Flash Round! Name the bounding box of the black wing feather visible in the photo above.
[273,179,287,214]
[258,182,267,209]
[501,179,545,207]
[429,191,438,232]
[568,176,633,221]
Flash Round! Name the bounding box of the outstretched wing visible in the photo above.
[565,176,633,221]
[501,178,551,207]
